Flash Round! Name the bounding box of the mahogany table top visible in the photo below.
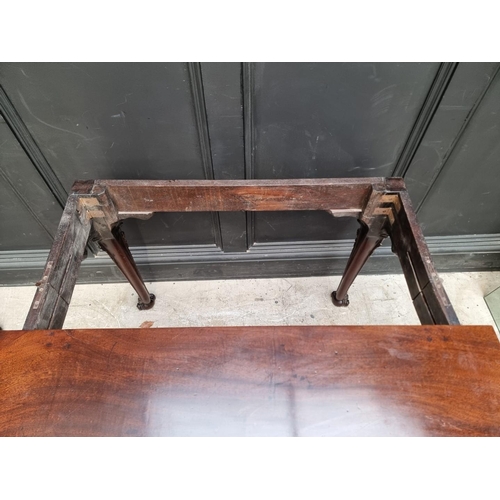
[1,325,499,436]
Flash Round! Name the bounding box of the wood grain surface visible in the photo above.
[1,325,499,436]
[23,195,91,330]
[99,178,389,214]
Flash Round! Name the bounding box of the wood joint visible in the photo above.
[373,207,395,226]
[78,197,106,220]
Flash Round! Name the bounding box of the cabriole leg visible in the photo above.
[332,219,388,307]
[97,223,155,310]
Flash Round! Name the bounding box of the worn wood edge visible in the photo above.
[390,191,459,325]
[76,178,398,217]
[22,195,91,329]
[95,178,388,187]
[100,181,384,214]
[1,324,497,339]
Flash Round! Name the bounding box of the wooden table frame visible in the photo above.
[23,177,459,330]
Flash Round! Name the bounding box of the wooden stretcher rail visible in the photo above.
[23,177,459,330]
[2,325,499,436]
[79,177,399,214]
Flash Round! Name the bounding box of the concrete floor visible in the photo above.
[1,271,499,338]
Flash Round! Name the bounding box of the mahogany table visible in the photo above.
[7,177,499,436]
[1,325,499,436]
[23,178,459,329]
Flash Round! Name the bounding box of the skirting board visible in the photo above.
[1,234,500,286]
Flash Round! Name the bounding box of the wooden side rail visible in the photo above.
[23,178,459,330]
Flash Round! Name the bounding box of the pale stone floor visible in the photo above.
[0,272,499,338]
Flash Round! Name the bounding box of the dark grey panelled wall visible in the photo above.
[0,62,499,285]
[251,62,439,244]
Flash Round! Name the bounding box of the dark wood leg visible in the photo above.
[23,195,91,330]
[389,192,459,325]
[332,219,388,307]
[97,223,155,310]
